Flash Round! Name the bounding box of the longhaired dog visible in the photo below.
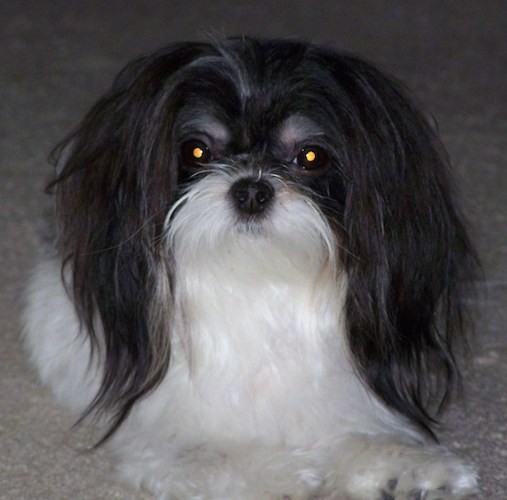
[24,37,479,499]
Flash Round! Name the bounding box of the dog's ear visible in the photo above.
[48,42,211,443]
[326,54,478,436]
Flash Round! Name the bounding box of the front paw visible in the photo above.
[337,437,478,499]
[392,454,478,499]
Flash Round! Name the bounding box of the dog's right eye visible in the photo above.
[181,140,212,168]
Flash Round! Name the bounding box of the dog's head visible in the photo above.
[50,37,477,442]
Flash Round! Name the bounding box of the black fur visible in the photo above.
[49,37,477,443]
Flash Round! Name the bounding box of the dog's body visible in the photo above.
[24,38,478,498]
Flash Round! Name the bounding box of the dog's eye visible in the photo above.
[181,140,212,168]
[295,146,329,172]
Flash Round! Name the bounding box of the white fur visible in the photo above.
[23,171,478,499]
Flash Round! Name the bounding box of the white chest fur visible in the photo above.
[130,231,392,449]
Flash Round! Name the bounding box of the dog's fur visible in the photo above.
[24,37,478,499]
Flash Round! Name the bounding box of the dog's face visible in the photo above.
[163,45,354,275]
[170,54,348,217]
[51,38,476,442]
[167,113,340,282]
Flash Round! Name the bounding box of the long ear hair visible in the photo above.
[48,42,211,444]
[325,52,479,437]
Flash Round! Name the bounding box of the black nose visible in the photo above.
[230,178,274,215]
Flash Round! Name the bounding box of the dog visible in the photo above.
[24,37,479,499]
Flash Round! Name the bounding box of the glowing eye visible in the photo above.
[296,146,329,171]
[305,150,316,162]
[193,147,204,159]
[181,140,212,167]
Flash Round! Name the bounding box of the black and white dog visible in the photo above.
[24,37,479,499]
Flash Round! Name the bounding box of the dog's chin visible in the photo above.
[166,171,338,281]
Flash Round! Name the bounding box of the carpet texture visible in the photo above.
[1,1,505,498]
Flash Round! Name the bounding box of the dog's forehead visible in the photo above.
[180,113,230,143]
[179,109,323,150]
[173,51,331,149]
[277,115,325,146]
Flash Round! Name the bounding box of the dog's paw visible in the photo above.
[334,436,478,500]
[393,453,479,499]
[352,454,477,499]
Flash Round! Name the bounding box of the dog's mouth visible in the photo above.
[166,168,337,276]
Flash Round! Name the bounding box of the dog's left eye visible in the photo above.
[181,140,212,168]
[294,146,329,172]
